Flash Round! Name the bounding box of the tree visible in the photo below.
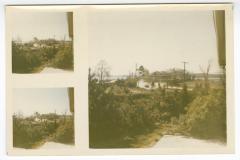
[34,112,40,118]
[199,61,211,94]
[33,37,39,43]
[94,60,111,83]
[137,65,149,77]
[88,68,95,82]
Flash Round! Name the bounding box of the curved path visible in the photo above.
[39,142,74,149]
[154,135,226,148]
[41,67,72,73]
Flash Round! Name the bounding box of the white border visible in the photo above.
[0,0,240,160]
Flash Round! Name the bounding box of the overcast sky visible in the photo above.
[11,11,70,42]
[13,88,72,116]
[88,8,222,74]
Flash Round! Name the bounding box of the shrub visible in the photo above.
[13,116,58,148]
[184,89,226,141]
[53,116,74,144]
[51,44,73,70]
[12,40,73,73]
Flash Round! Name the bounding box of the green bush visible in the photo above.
[12,40,73,73]
[88,76,196,148]
[53,117,74,144]
[51,44,73,70]
[184,89,226,141]
[13,116,58,149]
[12,42,43,73]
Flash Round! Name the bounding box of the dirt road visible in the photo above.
[41,67,72,73]
[154,135,226,148]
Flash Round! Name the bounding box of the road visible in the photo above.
[41,67,72,73]
[154,135,226,148]
[14,142,74,150]
[39,142,74,149]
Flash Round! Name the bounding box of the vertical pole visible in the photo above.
[182,61,188,82]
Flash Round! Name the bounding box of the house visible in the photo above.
[33,43,40,48]
[34,117,48,123]
[34,117,41,122]
[137,79,160,90]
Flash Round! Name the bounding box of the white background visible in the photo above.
[0,0,239,160]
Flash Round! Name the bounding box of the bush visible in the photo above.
[125,79,137,88]
[51,44,73,70]
[89,79,161,147]
[12,40,73,73]
[12,42,43,73]
[13,116,58,149]
[184,89,226,141]
[53,116,74,144]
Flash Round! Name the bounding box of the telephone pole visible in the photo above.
[182,61,188,81]
[135,63,138,78]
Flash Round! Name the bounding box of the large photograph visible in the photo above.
[88,9,227,149]
[11,11,73,74]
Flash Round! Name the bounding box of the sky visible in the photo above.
[11,11,70,42]
[88,8,222,75]
[13,88,72,116]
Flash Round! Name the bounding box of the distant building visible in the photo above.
[34,117,48,123]
[137,79,160,90]
[33,43,40,48]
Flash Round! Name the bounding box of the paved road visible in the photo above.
[154,135,226,148]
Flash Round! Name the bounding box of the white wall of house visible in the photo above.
[137,79,161,90]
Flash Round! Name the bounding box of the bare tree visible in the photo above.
[199,61,211,93]
[94,60,111,83]
[88,68,95,81]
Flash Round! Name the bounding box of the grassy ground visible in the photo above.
[90,124,177,148]
[130,127,163,148]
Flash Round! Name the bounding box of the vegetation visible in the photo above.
[12,38,73,73]
[183,88,226,141]
[89,62,226,148]
[13,112,74,149]
[52,116,74,144]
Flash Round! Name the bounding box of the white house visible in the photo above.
[137,79,160,90]
[34,117,48,123]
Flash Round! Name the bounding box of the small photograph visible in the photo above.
[11,11,73,73]
[88,9,227,149]
[12,88,74,149]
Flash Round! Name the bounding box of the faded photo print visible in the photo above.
[13,88,74,149]
[88,8,227,149]
[10,11,73,74]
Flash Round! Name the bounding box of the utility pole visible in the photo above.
[182,61,188,82]
[135,63,138,78]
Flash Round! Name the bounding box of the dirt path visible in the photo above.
[129,124,225,149]
[130,127,164,148]
[14,142,74,150]
[39,142,74,149]
[40,67,72,73]
[154,135,226,148]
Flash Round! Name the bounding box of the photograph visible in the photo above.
[11,11,73,74]
[12,88,74,149]
[88,9,227,149]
